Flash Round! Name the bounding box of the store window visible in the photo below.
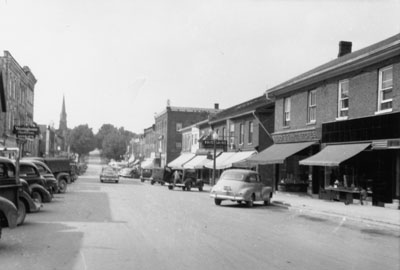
[239,123,244,145]
[377,66,393,112]
[307,90,316,124]
[338,80,349,118]
[283,97,291,127]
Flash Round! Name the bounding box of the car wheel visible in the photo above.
[101,179,104,183]
[214,199,222,206]
[237,200,242,204]
[246,195,255,207]
[161,182,165,186]
[150,181,155,185]
[198,186,203,192]
[17,199,27,226]
[58,179,67,193]
[186,184,191,191]
[31,191,42,204]
[168,185,173,190]
[140,178,144,182]
[182,187,186,191]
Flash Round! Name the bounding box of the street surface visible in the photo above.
[1,152,399,270]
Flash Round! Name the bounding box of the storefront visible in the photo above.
[299,113,400,207]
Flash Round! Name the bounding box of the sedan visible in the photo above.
[118,167,139,178]
[210,169,273,207]
[100,166,119,183]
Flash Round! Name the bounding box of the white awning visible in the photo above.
[204,152,236,170]
[167,153,196,169]
[183,155,209,169]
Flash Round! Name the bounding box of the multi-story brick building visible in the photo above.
[266,33,400,208]
[154,103,220,167]
[0,51,38,156]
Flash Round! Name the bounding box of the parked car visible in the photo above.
[0,157,40,227]
[140,168,153,182]
[18,160,53,204]
[100,166,119,183]
[23,157,71,193]
[119,167,140,178]
[210,169,273,207]
[167,169,203,191]
[28,159,61,194]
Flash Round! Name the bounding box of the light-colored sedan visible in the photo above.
[210,169,273,207]
[100,166,119,183]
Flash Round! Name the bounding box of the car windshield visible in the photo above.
[102,167,115,174]
[221,171,247,181]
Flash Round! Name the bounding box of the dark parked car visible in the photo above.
[168,169,203,191]
[119,167,140,178]
[18,160,52,203]
[28,159,61,194]
[140,169,153,182]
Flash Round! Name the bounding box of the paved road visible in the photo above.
[1,152,399,270]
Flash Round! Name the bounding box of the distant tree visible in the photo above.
[95,124,118,149]
[68,124,96,157]
[101,131,127,161]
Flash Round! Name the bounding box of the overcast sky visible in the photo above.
[1,0,399,134]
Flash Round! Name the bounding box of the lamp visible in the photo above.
[212,131,218,186]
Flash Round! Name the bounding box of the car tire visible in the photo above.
[198,186,203,192]
[115,180,119,183]
[214,199,222,206]
[58,179,68,193]
[246,195,255,207]
[150,181,155,185]
[17,199,27,226]
[31,191,42,204]
[101,180,104,183]
[182,187,186,191]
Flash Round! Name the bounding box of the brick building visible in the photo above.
[0,51,38,156]
[266,33,400,208]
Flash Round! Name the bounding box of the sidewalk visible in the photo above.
[272,191,400,229]
[203,185,400,229]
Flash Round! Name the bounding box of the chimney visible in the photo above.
[338,41,352,57]
[214,103,219,110]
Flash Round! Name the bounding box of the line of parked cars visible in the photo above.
[0,156,85,240]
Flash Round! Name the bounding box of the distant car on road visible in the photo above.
[100,166,119,183]
[118,167,139,179]
[210,169,273,207]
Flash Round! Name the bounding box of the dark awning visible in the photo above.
[235,142,316,165]
[299,143,370,167]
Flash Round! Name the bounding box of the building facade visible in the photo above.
[268,34,400,208]
[0,51,38,156]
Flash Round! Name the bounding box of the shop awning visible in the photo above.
[299,143,371,167]
[141,158,155,169]
[235,142,316,165]
[204,152,236,170]
[220,151,257,169]
[183,155,209,169]
[167,153,196,169]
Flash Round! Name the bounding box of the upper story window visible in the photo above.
[283,97,291,127]
[338,80,349,119]
[222,127,226,140]
[176,122,182,131]
[377,66,393,113]
[229,123,235,149]
[248,121,253,144]
[239,123,244,145]
[307,90,316,124]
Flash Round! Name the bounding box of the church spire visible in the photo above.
[59,95,67,131]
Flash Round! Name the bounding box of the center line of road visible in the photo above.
[332,217,346,233]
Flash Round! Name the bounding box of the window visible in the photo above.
[239,123,244,144]
[283,97,291,126]
[307,90,316,123]
[222,127,226,140]
[338,80,349,118]
[176,122,182,131]
[229,124,235,149]
[248,121,253,144]
[378,66,393,112]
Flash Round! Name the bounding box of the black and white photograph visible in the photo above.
[0,0,399,269]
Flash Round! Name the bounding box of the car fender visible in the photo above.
[239,188,255,200]
[261,186,273,200]
[56,172,71,184]
[30,184,52,203]
[0,197,18,229]
[20,190,41,212]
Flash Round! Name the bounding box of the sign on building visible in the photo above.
[12,125,40,140]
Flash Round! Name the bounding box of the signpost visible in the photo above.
[12,125,40,184]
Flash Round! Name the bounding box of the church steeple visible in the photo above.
[59,95,67,131]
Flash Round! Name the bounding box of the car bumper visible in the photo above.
[210,193,245,201]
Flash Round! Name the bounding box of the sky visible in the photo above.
[1,0,399,134]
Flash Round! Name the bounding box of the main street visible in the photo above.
[1,153,399,270]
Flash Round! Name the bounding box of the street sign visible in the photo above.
[12,125,40,139]
[202,139,227,149]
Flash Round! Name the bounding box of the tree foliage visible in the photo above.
[68,124,96,156]
[95,124,117,149]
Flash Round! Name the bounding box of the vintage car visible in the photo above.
[140,168,153,182]
[100,166,119,183]
[210,169,273,207]
[29,159,61,194]
[19,160,53,203]
[119,167,140,179]
[167,169,203,191]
